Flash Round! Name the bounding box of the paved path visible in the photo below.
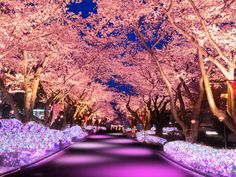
[7,133,201,177]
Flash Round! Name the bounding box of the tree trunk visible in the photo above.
[227,66,236,121]
[145,106,151,130]
[0,80,22,121]
[126,95,144,128]
[23,77,39,123]
[189,78,204,143]
[198,49,236,134]
[24,89,33,123]
[44,102,51,126]
[155,59,189,137]
[176,82,186,121]
[30,78,40,111]
[156,100,170,134]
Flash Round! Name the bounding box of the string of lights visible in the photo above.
[0,119,87,167]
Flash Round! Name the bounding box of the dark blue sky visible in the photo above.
[67,0,97,18]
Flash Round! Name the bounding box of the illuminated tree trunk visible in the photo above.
[23,51,49,123]
[166,0,236,134]
[24,78,40,122]
[198,49,236,134]
[176,82,186,121]
[189,78,204,143]
[227,66,236,120]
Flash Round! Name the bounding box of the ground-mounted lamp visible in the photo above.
[220,93,228,99]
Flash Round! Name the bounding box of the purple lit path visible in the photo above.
[7,134,202,177]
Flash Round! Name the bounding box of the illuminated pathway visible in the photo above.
[8,133,202,177]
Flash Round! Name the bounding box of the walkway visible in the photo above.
[7,133,201,177]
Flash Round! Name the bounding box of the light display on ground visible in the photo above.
[162,127,180,135]
[84,126,107,133]
[136,131,167,145]
[0,119,87,167]
[164,141,236,177]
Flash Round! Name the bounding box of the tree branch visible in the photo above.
[187,0,231,65]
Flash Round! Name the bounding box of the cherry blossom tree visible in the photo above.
[1,0,235,141]
[88,0,236,140]
[162,0,236,134]
[0,0,101,123]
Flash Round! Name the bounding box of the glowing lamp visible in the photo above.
[220,93,228,99]
[191,120,196,124]
[219,116,225,122]
[205,131,218,135]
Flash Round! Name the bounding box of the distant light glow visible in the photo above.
[219,116,225,122]
[191,120,196,124]
[205,131,218,135]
